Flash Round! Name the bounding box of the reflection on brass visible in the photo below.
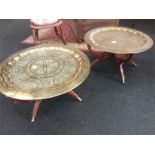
[84,26,153,54]
[0,43,90,100]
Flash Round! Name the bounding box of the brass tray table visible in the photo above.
[0,44,90,121]
[84,26,153,83]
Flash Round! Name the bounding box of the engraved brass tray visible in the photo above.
[84,26,153,54]
[0,44,90,100]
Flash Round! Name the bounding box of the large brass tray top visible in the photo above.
[0,44,90,121]
[84,26,153,83]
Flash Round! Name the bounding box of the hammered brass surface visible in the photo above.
[84,26,153,54]
[0,44,90,100]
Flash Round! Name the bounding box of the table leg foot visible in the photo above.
[129,59,138,67]
[31,99,42,122]
[68,90,82,102]
[31,116,35,122]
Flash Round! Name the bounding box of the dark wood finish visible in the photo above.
[31,99,42,122]
[88,44,137,83]
[68,90,82,101]
[9,90,82,122]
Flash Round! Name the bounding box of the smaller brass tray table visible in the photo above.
[84,26,153,83]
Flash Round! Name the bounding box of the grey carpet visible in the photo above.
[0,19,154,135]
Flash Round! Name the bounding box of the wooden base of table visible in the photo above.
[11,90,81,122]
[88,45,137,83]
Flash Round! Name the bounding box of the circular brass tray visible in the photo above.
[0,44,90,100]
[84,26,153,54]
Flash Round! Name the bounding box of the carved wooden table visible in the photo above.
[0,44,90,122]
[84,26,153,83]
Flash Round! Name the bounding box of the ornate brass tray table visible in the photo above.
[84,26,153,83]
[0,44,90,122]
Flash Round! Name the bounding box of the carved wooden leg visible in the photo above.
[119,63,125,83]
[31,99,42,122]
[89,49,103,69]
[87,44,99,57]
[128,55,137,67]
[114,54,136,83]
[114,55,126,83]
[54,26,59,36]
[32,29,38,45]
[68,90,82,101]
[115,61,126,83]
[129,59,137,66]
[59,25,66,44]
[91,58,101,68]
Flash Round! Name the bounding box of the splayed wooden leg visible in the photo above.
[68,90,82,102]
[129,58,137,67]
[119,63,125,83]
[32,29,39,45]
[129,55,138,67]
[114,54,127,83]
[91,58,101,68]
[54,26,59,36]
[31,99,42,122]
[59,25,66,44]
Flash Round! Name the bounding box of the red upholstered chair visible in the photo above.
[30,19,66,45]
